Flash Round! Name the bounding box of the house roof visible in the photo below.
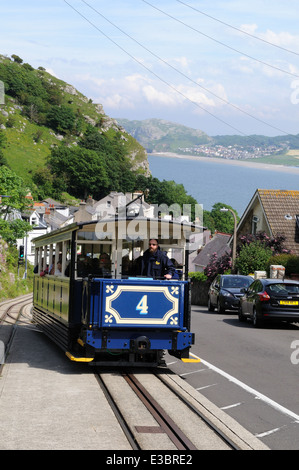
[259,189,299,254]
[238,189,299,254]
[193,232,231,268]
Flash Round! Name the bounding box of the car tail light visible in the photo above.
[258,291,270,301]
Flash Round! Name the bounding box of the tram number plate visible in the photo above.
[136,295,149,315]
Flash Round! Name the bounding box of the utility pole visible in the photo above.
[220,207,237,273]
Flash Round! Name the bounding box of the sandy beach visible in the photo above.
[151,152,299,175]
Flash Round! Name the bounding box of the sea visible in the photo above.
[148,154,299,217]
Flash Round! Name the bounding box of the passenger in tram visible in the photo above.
[121,255,131,277]
[99,253,111,277]
[90,257,100,276]
[54,260,62,276]
[140,238,175,280]
[49,257,56,275]
[170,258,182,280]
[77,256,90,277]
[40,265,49,276]
[64,260,70,277]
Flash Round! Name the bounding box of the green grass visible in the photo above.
[0,243,33,301]
[245,151,299,167]
[2,99,60,185]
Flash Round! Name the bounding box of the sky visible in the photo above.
[1,0,299,136]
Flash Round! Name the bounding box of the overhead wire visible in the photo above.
[76,0,291,136]
[63,0,250,136]
[141,0,299,80]
[63,0,296,139]
[176,0,299,58]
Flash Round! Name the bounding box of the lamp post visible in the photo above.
[220,207,237,273]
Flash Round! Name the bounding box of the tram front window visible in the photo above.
[77,243,112,278]
[120,240,142,278]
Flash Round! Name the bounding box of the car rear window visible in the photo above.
[267,283,299,294]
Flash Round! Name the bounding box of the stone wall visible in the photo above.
[191,280,210,306]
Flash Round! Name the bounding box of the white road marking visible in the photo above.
[199,357,299,422]
[180,368,206,377]
[196,383,218,391]
[255,427,283,438]
[221,402,242,410]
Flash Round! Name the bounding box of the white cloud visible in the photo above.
[142,84,177,106]
[45,68,59,78]
[240,23,299,49]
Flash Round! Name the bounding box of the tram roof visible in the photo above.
[33,216,205,247]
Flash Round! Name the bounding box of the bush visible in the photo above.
[189,271,208,282]
[235,241,272,275]
[204,252,232,282]
[46,105,76,133]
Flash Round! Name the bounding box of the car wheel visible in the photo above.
[208,297,214,311]
[252,308,263,328]
[217,299,225,314]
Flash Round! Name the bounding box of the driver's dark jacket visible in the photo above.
[140,248,175,279]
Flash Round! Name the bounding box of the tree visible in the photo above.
[11,54,23,64]
[32,167,55,199]
[46,105,76,133]
[210,202,239,234]
[0,166,29,216]
[134,175,199,220]
[0,167,31,244]
[47,146,109,199]
[203,209,216,233]
[80,128,135,193]
[0,219,31,245]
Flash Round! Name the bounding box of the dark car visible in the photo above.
[208,274,253,313]
[239,278,299,327]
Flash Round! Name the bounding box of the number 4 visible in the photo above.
[136,295,148,315]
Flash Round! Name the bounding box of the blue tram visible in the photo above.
[32,216,201,366]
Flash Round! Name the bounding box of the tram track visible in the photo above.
[0,294,33,374]
[0,298,268,450]
[124,372,198,450]
[95,367,242,450]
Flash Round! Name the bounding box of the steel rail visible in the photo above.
[0,294,33,324]
[0,295,33,375]
[124,372,197,450]
[94,372,141,450]
[154,370,240,450]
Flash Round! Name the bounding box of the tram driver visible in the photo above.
[139,238,176,280]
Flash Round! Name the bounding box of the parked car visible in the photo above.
[208,274,253,313]
[239,278,299,327]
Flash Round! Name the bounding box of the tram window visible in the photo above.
[161,247,184,279]
[120,240,143,277]
[76,243,112,278]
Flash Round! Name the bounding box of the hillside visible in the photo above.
[0,238,33,300]
[116,117,299,164]
[116,118,211,153]
[0,54,149,191]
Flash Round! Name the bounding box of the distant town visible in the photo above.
[178,143,289,160]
